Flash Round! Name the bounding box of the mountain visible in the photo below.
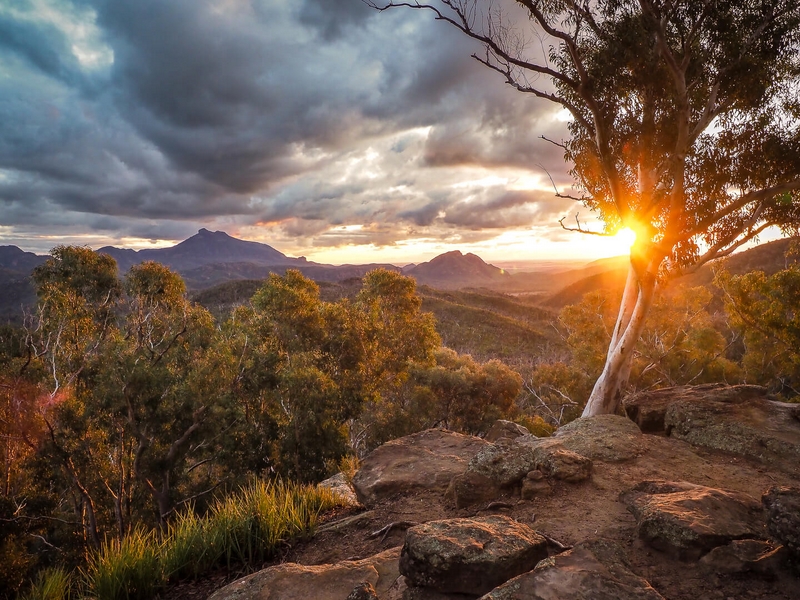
[0,245,47,274]
[405,251,513,290]
[98,228,304,273]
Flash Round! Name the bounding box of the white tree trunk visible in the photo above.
[581,262,657,416]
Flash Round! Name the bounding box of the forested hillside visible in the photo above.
[3,241,800,599]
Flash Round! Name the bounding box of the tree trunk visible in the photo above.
[581,261,657,416]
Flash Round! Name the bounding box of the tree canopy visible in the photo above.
[370,0,800,414]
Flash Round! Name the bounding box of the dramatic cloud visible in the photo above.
[0,0,590,262]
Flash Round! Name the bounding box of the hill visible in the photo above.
[98,228,306,273]
[540,237,800,309]
[405,251,513,290]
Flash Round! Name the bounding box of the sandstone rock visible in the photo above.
[626,481,765,559]
[554,414,647,462]
[485,420,531,443]
[533,444,592,482]
[700,539,787,576]
[762,486,800,557]
[449,436,595,507]
[520,478,552,500]
[346,581,379,600]
[479,539,664,600]
[352,429,489,507]
[465,438,539,487]
[623,384,800,474]
[399,515,548,596]
[624,383,769,433]
[446,470,500,509]
[208,547,401,600]
[318,472,360,506]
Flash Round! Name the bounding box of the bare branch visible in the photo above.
[559,213,614,236]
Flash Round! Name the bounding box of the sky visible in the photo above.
[0,0,636,265]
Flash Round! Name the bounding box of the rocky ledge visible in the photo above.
[211,385,800,600]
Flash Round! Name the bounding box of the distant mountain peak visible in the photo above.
[406,250,510,289]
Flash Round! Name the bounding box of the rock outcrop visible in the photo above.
[208,547,402,600]
[484,420,531,443]
[352,429,489,507]
[399,515,548,596]
[480,539,665,600]
[213,384,800,600]
[449,415,642,507]
[623,383,800,473]
[625,480,765,559]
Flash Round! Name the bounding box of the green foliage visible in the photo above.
[557,285,739,402]
[235,269,443,474]
[18,567,73,600]
[521,361,592,427]
[79,479,342,599]
[84,529,160,600]
[717,255,800,398]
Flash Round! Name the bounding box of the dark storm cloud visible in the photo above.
[443,189,561,229]
[299,0,373,41]
[0,0,572,254]
[0,12,80,85]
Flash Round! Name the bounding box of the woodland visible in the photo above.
[4,1,800,598]
[1,240,800,598]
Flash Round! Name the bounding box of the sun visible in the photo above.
[614,227,637,248]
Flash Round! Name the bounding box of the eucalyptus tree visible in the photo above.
[369,0,800,414]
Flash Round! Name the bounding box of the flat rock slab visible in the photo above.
[479,539,664,600]
[400,515,548,596]
[352,429,489,507]
[624,384,769,433]
[699,539,787,575]
[624,384,800,473]
[626,480,765,559]
[207,547,402,600]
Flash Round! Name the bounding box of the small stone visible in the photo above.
[521,478,552,500]
[346,581,379,600]
[526,469,544,481]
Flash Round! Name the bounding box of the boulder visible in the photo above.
[485,420,531,443]
[762,486,800,557]
[532,444,592,482]
[464,438,539,487]
[318,472,360,506]
[625,480,765,559]
[624,383,769,433]
[208,547,402,600]
[553,414,647,462]
[446,470,501,509]
[479,539,664,600]
[352,429,489,507]
[448,437,593,508]
[699,539,787,576]
[399,515,548,596]
[623,384,800,473]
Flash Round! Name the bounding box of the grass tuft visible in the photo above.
[74,478,344,599]
[19,567,73,600]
